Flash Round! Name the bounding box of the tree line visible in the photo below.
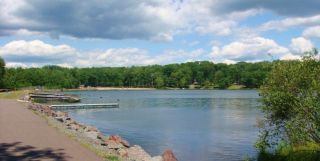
[0,60,273,89]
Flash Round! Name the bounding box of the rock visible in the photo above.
[84,131,100,140]
[151,156,163,161]
[105,140,124,149]
[127,145,152,161]
[55,117,65,122]
[117,148,128,157]
[97,133,106,141]
[85,126,98,132]
[109,135,121,142]
[120,139,130,148]
[55,111,68,117]
[108,135,130,148]
[162,150,177,161]
[68,123,80,131]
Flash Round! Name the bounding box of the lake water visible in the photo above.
[64,90,262,161]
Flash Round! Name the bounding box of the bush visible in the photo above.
[257,49,320,152]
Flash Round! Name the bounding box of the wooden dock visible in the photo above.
[50,103,119,110]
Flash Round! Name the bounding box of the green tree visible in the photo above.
[257,49,320,151]
[0,57,5,88]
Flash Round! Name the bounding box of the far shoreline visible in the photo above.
[65,87,157,91]
[63,86,257,92]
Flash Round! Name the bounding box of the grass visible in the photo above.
[258,143,320,161]
[79,142,120,161]
[0,90,30,99]
[227,84,246,90]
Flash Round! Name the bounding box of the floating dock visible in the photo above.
[50,103,119,110]
[29,93,80,103]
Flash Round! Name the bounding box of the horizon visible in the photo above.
[0,0,320,68]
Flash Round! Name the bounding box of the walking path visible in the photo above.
[0,99,104,161]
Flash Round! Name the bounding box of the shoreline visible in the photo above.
[66,87,157,91]
[19,95,177,161]
[64,86,256,91]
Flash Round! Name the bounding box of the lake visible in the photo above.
[65,90,262,161]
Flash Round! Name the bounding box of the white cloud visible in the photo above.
[210,37,290,62]
[210,36,316,63]
[5,62,28,68]
[0,40,211,67]
[0,40,77,64]
[289,37,314,54]
[75,48,209,67]
[302,26,320,38]
[259,15,320,31]
[280,54,301,60]
[0,0,262,39]
[92,48,155,67]
[150,32,173,42]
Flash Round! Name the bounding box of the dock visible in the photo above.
[50,103,119,110]
[29,93,80,103]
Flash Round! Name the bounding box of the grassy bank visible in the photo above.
[257,143,320,161]
[227,84,246,90]
[0,90,29,99]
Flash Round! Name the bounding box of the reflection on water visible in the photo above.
[65,90,262,161]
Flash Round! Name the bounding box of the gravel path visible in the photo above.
[0,99,104,161]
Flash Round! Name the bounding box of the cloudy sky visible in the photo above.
[0,0,319,67]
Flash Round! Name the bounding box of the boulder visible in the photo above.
[117,148,128,157]
[105,140,124,149]
[108,135,130,148]
[127,145,152,161]
[85,126,98,132]
[97,133,104,139]
[55,117,65,122]
[120,139,130,148]
[84,131,100,140]
[55,111,68,117]
[162,150,178,161]
[68,123,80,131]
[151,156,163,161]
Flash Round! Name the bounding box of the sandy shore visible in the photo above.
[67,87,156,91]
[0,99,104,161]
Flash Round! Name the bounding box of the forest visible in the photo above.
[0,59,273,89]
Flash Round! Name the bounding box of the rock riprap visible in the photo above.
[27,103,178,161]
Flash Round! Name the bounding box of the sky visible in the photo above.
[0,0,320,68]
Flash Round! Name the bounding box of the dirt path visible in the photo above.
[0,99,104,161]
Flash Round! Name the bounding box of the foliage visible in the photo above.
[2,61,273,89]
[257,49,320,152]
[258,142,320,161]
[0,57,5,88]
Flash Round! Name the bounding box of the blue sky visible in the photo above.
[0,0,319,67]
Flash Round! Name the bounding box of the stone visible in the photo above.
[55,117,65,122]
[55,111,68,117]
[120,139,130,148]
[127,145,152,161]
[117,148,128,157]
[105,140,124,149]
[68,123,80,131]
[66,120,76,126]
[65,117,71,121]
[151,156,163,161]
[108,135,130,148]
[162,150,178,161]
[97,133,107,141]
[85,126,98,132]
[84,131,100,140]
